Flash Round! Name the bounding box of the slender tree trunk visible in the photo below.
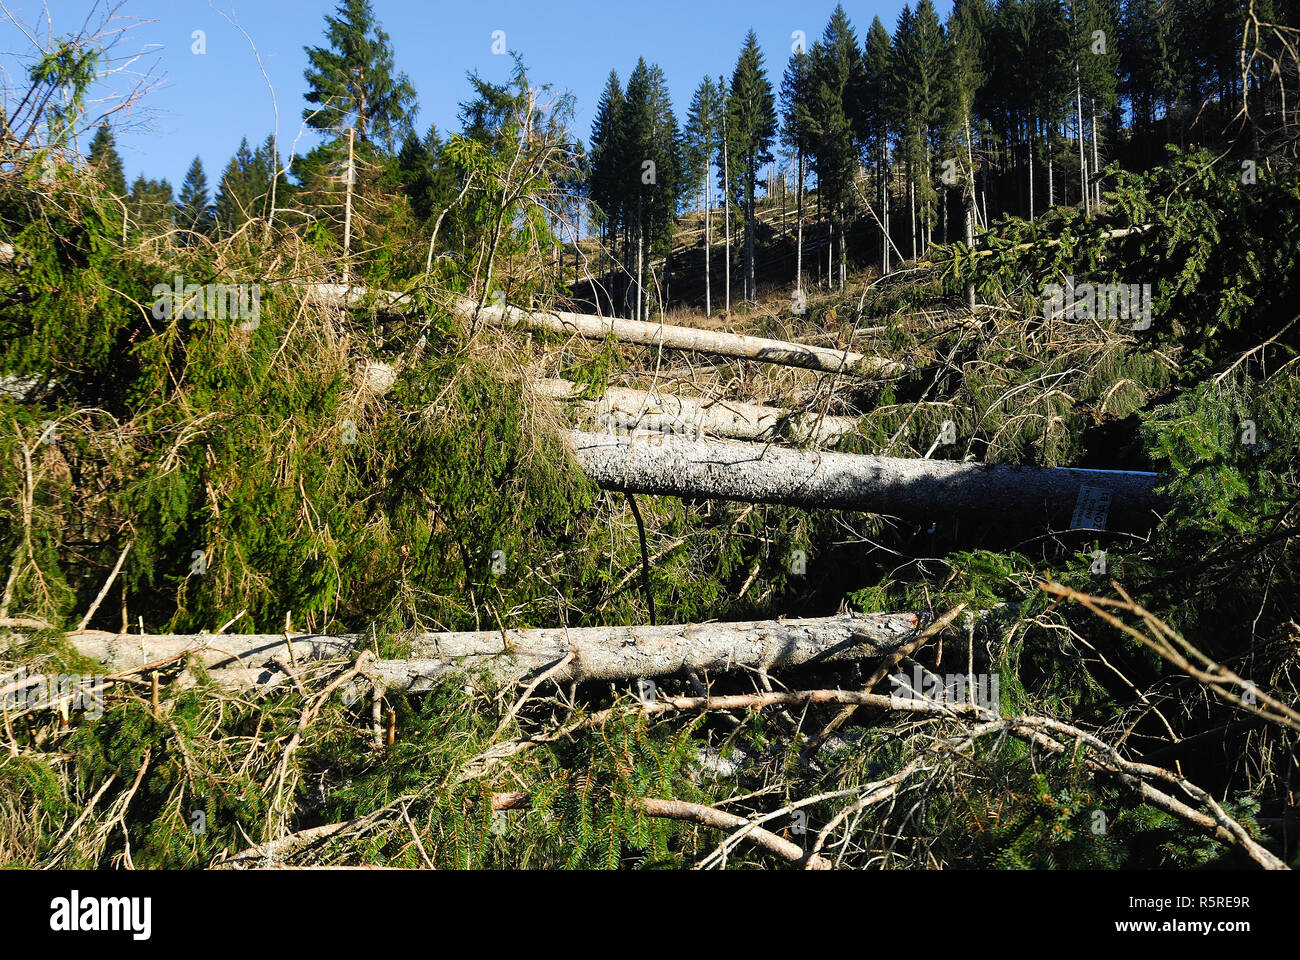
[746,156,757,305]
[795,150,804,292]
[1091,97,1101,207]
[839,209,847,291]
[636,195,644,322]
[1028,118,1035,222]
[909,170,917,262]
[1076,60,1090,216]
[1047,118,1055,208]
[342,126,355,285]
[722,119,731,313]
[964,115,977,312]
[703,168,711,318]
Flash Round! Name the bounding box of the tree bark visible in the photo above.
[305,286,904,376]
[566,429,1161,528]
[795,151,804,292]
[535,378,859,444]
[67,611,931,683]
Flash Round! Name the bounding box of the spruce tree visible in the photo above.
[725,30,777,305]
[685,75,722,316]
[126,175,175,238]
[214,138,256,233]
[588,70,626,310]
[780,50,813,290]
[86,123,126,197]
[177,156,213,236]
[617,60,683,320]
[808,6,866,289]
[302,0,417,151]
[863,16,896,273]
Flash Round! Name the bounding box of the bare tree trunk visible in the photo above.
[536,378,861,444]
[722,114,731,313]
[568,430,1160,528]
[1076,61,1090,216]
[1091,97,1101,207]
[795,151,804,292]
[72,612,932,687]
[1047,118,1055,208]
[342,126,355,286]
[881,142,891,274]
[703,166,711,317]
[964,117,977,312]
[745,156,757,304]
[636,195,644,322]
[909,169,917,261]
[1027,118,1035,221]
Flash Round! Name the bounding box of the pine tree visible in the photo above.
[302,0,417,151]
[725,30,777,305]
[177,156,213,237]
[86,123,126,197]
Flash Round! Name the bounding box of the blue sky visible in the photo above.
[1,0,951,189]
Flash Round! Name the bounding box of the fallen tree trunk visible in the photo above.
[65,611,929,684]
[535,379,858,445]
[304,284,904,378]
[566,430,1161,529]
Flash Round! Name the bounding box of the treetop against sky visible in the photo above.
[2,0,951,187]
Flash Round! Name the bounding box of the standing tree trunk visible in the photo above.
[1027,118,1035,222]
[1091,98,1101,207]
[722,115,731,313]
[1075,61,1090,217]
[909,167,917,262]
[636,194,645,322]
[745,156,757,304]
[703,167,712,318]
[881,141,891,274]
[964,116,977,312]
[795,151,804,292]
[1047,117,1055,208]
[342,126,355,286]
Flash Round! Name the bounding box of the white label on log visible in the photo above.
[1071,485,1112,531]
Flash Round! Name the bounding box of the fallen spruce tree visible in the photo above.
[565,430,1162,529]
[535,378,858,445]
[60,611,930,686]
[304,284,905,377]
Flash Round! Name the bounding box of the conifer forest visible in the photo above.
[2,0,1299,886]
